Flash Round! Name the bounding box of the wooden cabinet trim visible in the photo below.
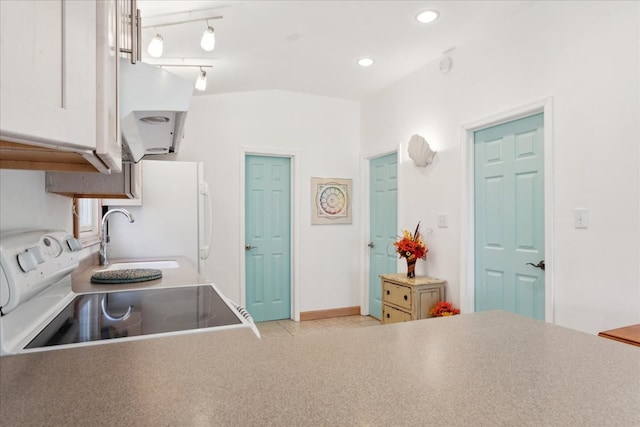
[0,140,100,172]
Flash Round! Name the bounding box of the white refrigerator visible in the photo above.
[107,160,211,274]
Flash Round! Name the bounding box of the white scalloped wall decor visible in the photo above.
[407,134,436,167]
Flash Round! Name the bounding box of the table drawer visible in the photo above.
[383,304,412,324]
[383,281,412,310]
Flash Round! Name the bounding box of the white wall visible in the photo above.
[0,170,72,232]
[1,1,636,334]
[360,1,640,334]
[175,90,361,314]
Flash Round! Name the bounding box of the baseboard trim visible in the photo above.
[300,306,361,321]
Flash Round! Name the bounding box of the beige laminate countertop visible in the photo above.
[1,311,639,426]
[71,256,203,293]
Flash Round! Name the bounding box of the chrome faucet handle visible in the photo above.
[100,208,135,266]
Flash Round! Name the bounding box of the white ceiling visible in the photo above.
[137,0,535,101]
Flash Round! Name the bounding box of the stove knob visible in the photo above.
[17,251,38,272]
[27,246,46,264]
[66,237,82,252]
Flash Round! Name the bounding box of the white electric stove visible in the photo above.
[0,230,258,355]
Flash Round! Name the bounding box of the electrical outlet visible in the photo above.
[574,209,589,229]
[437,214,448,228]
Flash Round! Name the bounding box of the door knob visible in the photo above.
[526,260,545,271]
[245,245,257,250]
[367,242,374,248]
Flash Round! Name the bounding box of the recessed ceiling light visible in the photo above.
[357,58,375,67]
[416,10,439,24]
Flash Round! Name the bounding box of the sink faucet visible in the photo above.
[100,208,135,266]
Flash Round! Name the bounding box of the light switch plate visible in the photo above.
[437,214,448,228]
[574,209,589,229]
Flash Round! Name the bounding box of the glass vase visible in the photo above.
[406,257,416,278]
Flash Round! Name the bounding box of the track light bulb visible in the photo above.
[201,26,215,51]
[148,33,163,58]
[195,69,207,91]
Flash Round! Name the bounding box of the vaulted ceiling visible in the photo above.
[138,1,535,100]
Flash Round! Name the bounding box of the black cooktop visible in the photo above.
[26,285,241,349]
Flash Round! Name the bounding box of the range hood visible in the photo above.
[120,59,193,162]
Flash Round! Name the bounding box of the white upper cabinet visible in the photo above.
[0,1,97,151]
[96,0,122,172]
[0,0,122,173]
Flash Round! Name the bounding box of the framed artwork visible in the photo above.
[311,177,352,224]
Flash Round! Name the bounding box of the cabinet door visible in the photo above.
[0,0,96,151]
[96,0,122,172]
[418,288,442,319]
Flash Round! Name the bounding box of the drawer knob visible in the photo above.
[404,295,408,300]
[386,313,390,318]
[386,290,390,295]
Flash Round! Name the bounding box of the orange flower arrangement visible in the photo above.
[393,222,428,260]
[430,301,460,317]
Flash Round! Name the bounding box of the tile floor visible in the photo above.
[255,315,381,338]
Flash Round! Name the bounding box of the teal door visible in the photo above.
[245,155,291,322]
[474,113,545,320]
[369,153,398,319]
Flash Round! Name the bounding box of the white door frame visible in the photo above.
[459,97,555,323]
[239,147,301,321]
[360,146,400,315]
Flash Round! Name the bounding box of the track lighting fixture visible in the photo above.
[147,31,164,58]
[143,13,222,58]
[149,63,213,92]
[201,23,216,51]
[195,68,207,91]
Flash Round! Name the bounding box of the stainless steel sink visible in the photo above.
[106,260,179,270]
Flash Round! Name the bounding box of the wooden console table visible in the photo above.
[598,324,640,347]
